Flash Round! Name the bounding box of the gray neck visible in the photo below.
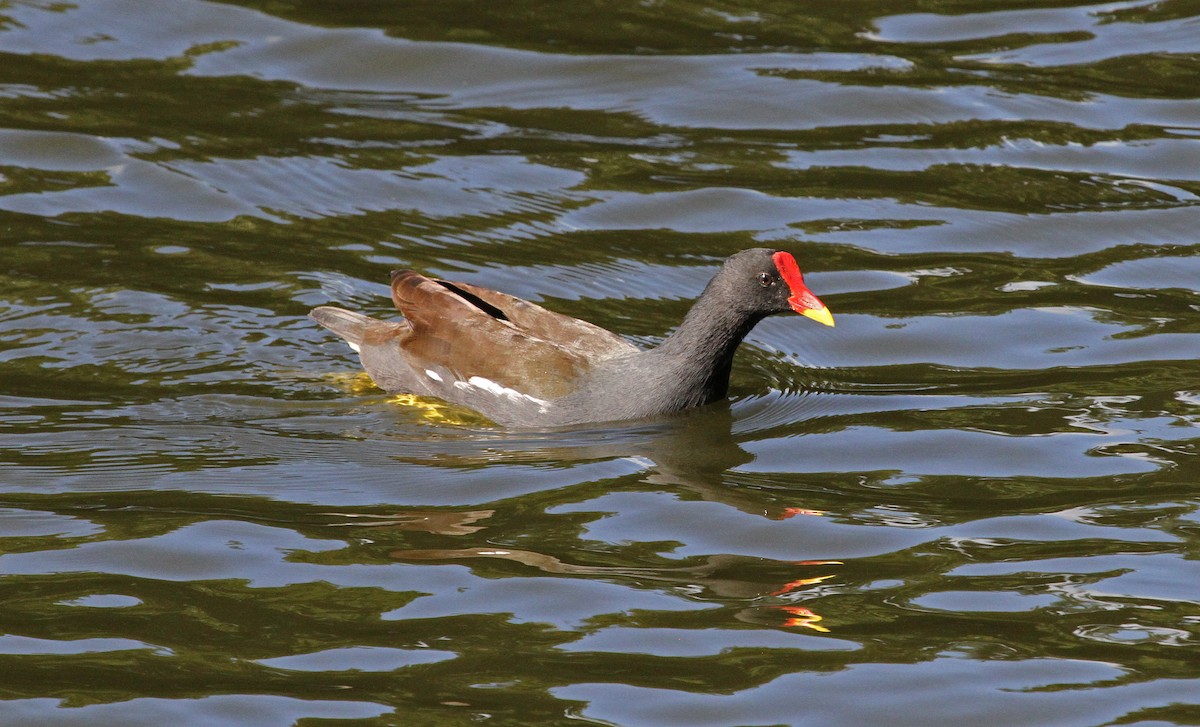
[651,292,764,406]
[551,290,767,425]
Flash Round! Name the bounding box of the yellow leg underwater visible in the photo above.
[322,372,492,426]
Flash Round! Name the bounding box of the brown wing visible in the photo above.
[440,279,637,361]
[389,271,629,400]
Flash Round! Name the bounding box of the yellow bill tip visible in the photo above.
[801,305,835,328]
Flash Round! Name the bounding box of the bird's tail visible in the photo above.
[309,306,377,351]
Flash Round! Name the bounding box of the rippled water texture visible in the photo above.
[2,1,1199,725]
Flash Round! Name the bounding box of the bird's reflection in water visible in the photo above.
[389,546,839,632]
[367,386,831,519]
[331,388,841,630]
[319,508,495,535]
[553,400,826,520]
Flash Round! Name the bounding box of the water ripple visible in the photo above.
[1,0,1198,724]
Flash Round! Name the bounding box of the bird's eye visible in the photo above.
[758,272,772,287]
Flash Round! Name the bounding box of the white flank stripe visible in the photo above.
[454,376,549,407]
[425,369,443,382]
[346,341,361,353]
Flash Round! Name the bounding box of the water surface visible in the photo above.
[1,0,1199,725]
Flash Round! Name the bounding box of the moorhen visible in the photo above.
[310,248,834,427]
